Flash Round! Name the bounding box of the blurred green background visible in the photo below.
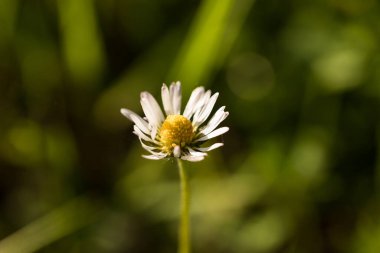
[1,0,380,252]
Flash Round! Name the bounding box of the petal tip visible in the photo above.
[120,108,130,117]
[140,91,150,99]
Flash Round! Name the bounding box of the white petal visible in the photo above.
[133,125,159,144]
[142,154,166,160]
[133,126,151,142]
[192,90,211,122]
[196,143,224,152]
[129,114,151,135]
[121,108,151,135]
[171,81,182,115]
[140,92,165,126]
[138,138,162,156]
[120,108,135,120]
[140,97,159,126]
[139,140,156,152]
[188,148,207,157]
[181,155,205,162]
[150,125,158,140]
[201,106,226,131]
[200,107,229,136]
[183,87,205,118]
[195,127,229,142]
[193,92,219,127]
[173,145,181,158]
[161,84,173,115]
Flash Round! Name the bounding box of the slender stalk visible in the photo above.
[177,158,191,253]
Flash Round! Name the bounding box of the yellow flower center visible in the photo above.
[159,115,194,154]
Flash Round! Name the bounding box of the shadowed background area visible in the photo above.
[0,0,380,252]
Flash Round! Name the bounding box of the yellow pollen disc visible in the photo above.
[159,115,194,154]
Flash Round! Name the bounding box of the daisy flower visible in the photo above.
[120,81,229,162]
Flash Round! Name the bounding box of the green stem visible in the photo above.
[177,158,191,253]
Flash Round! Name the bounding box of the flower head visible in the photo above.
[121,81,229,162]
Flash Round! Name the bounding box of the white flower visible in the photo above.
[120,81,229,162]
